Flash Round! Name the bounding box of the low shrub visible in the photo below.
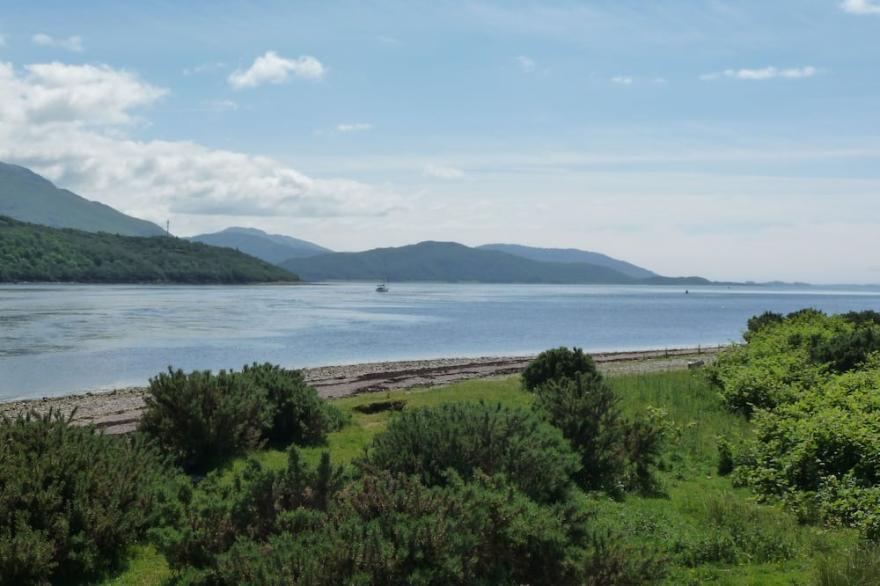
[0,412,169,584]
[745,311,784,341]
[240,362,347,445]
[521,346,598,391]
[809,327,880,373]
[139,368,270,470]
[362,401,580,503]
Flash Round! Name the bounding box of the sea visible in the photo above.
[2,282,880,401]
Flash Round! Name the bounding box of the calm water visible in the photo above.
[2,282,880,401]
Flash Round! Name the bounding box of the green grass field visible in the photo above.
[102,370,858,585]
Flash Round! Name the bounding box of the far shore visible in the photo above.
[0,346,722,435]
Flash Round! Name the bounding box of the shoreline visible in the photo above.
[0,346,722,435]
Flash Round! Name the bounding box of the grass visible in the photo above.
[104,370,859,585]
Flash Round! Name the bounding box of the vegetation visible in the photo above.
[520,345,598,390]
[140,365,345,470]
[708,309,880,542]
[0,215,299,283]
[0,412,170,584]
[189,227,330,264]
[9,326,880,584]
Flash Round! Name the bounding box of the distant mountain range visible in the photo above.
[189,227,331,264]
[0,160,713,285]
[0,216,298,284]
[0,162,166,237]
[280,241,709,285]
[477,243,655,279]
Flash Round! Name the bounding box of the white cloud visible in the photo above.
[424,164,465,179]
[204,99,238,112]
[183,61,226,76]
[611,76,633,85]
[700,66,818,81]
[32,33,83,52]
[515,55,536,73]
[336,122,373,132]
[842,0,880,14]
[0,61,401,227]
[228,51,325,89]
[0,61,167,126]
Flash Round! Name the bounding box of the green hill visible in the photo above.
[0,216,299,284]
[0,162,165,236]
[477,243,656,279]
[280,241,644,283]
[189,227,331,264]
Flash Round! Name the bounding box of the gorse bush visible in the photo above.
[140,368,270,469]
[240,362,347,445]
[140,364,345,470]
[363,401,580,503]
[809,326,880,373]
[521,346,598,391]
[0,412,169,585]
[745,311,784,341]
[153,447,343,584]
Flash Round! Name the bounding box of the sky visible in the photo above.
[0,0,878,283]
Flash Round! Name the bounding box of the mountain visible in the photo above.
[0,216,298,284]
[189,227,331,265]
[280,241,649,283]
[0,162,165,236]
[477,243,655,280]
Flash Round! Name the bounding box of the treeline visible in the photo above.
[1,349,667,585]
[0,215,298,284]
[709,309,880,541]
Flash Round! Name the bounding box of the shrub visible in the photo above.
[240,363,347,445]
[816,542,880,586]
[363,402,580,503]
[213,472,593,586]
[745,311,784,341]
[533,372,626,491]
[521,346,598,391]
[0,412,169,584]
[152,447,343,583]
[622,407,668,494]
[716,437,734,476]
[139,368,270,470]
[809,327,880,373]
[582,531,667,586]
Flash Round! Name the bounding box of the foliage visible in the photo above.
[139,368,270,470]
[744,311,784,342]
[240,363,347,445]
[0,411,169,585]
[521,346,599,391]
[0,215,298,283]
[152,447,342,584]
[362,401,581,503]
[816,542,880,586]
[809,326,880,373]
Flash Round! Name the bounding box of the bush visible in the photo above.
[153,447,343,583]
[716,437,734,476]
[521,346,598,391]
[533,372,626,491]
[210,472,593,586]
[363,402,580,503]
[0,412,169,584]
[745,311,784,341]
[240,363,347,445]
[809,327,880,373]
[139,368,270,470]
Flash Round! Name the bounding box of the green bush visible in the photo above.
[745,311,784,341]
[240,363,347,445]
[211,472,593,586]
[521,346,598,391]
[153,447,342,583]
[809,327,880,373]
[533,372,666,494]
[0,412,169,584]
[139,368,270,470]
[363,402,580,503]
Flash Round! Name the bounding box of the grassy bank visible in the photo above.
[102,370,857,585]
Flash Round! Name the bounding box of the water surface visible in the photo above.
[2,282,879,400]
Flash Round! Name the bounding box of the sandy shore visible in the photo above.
[0,346,721,435]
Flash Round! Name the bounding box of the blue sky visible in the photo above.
[0,0,878,282]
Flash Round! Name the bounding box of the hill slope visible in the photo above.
[0,162,165,236]
[0,216,298,284]
[478,243,655,279]
[189,227,331,264]
[280,241,641,283]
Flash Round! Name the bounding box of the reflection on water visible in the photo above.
[1,282,879,400]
